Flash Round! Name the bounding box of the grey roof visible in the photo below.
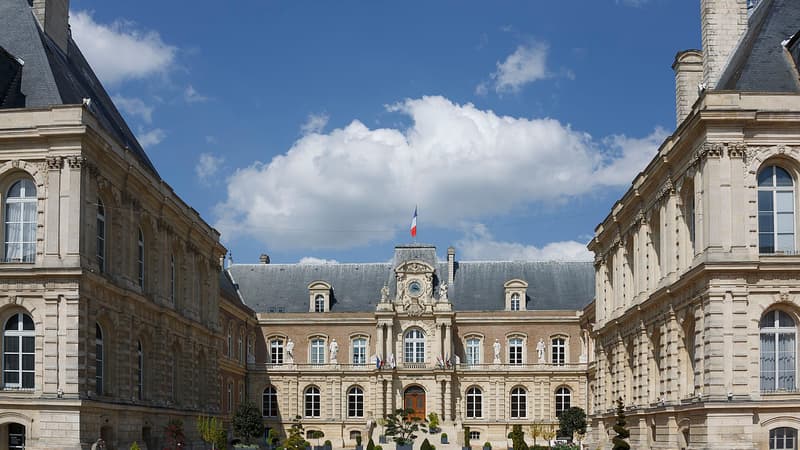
[717,0,800,92]
[228,245,595,313]
[0,0,159,176]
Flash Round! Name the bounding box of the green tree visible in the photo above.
[509,424,528,450]
[130,442,141,450]
[366,438,375,450]
[233,401,265,445]
[197,415,227,449]
[558,407,587,440]
[611,398,630,450]
[383,408,428,445]
[427,412,440,433]
[421,438,433,450]
[284,416,307,450]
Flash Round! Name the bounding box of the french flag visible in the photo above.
[410,206,417,238]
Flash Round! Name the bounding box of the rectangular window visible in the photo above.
[311,339,325,364]
[352,338,367,365]
[466,338,480,366]
[270,339,284,365]
[509,338,523,365]
[552,338,566,366]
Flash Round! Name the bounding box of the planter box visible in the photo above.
[397,444,413,450]
[441,436,449,444]
[463,447,471,450]
[356,446,364,450]
[379,436,387,444]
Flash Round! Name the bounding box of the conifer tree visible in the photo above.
[611,398,630,450]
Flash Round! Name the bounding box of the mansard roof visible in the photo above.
[0,0,159,176]
[717,0,800,92]
[227,244,594,313]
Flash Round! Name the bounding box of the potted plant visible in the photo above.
[308,431,325,450]
[324,439,332,450]
[355,435,363,450]
[377,418,388,444]
[283,416,306,450]
[483,442,492,450]
[428,413,441,434]
[366,437,375,450]
[383,408,428,450]
[463,426,471,450]
[441,433,449,444]
[422,438,434,450]
[374,446,383,450]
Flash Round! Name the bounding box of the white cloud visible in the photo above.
[195,153,224,181]
[184,85,209,103]
[457,224,592,261]
[298,257,340,265]
[490,42,550,93]
[137,128,166,147]
[112,95,153,123]
[300,113,330,135]
[70,10,177,85]
[214,95,663,250]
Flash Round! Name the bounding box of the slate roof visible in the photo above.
[717,0,800,92]
[228,245,595,313]
[0,0,159,176]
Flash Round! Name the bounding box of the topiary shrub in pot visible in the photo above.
[441,433,449,444]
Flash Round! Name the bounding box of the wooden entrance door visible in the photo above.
[403,386,426,420]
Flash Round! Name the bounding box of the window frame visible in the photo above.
[404,328,426,364]
[508,336,524,366]
[510,293,521,311]
[136,228,145,288]
[551,336,566,366]
[555,386,571,417]
[270,338,285,365]
[3,178,37,264]
[758,165,796,254]
[2,312,35,390]
[510,386,527,419]
[96,198,106,272]
[466,386,482,419]
[95,323,104,396]
[314,294,325,313]
[310,338,326,365]
[347,385,364,418]
[760,310,797,392]
[352,337,367,365]
[136,340,143,400]
[263,385,278,417]
[465,337,481,366]
[769,427,798,450]
[304,385,321,418]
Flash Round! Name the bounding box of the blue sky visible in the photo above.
[69,0,700,264]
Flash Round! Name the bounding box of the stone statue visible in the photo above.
[381,285,390,302]
[537,338,546,363]
[91,439,107,450]
[329,339,339,363]
[493,339,501,364]
[439,282,448,301]
[285,339,295,364]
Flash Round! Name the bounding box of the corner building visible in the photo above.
[585,1,800,449]
[229,245,594,447]
[0,0,225,448]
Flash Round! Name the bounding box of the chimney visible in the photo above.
[259,254,270,264]
[32,0,71,54]
[700,0,748,89]
[447,247,455,285]
[672,50,703,126]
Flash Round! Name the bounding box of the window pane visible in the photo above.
[4,354,18,370]
[5,314,18,331]
[776,192,795,212]
[778,311,795,327]
[22,313,34,329]
[759,168,774,187]
[22,354,34,371]
[760,212,775,232]
[759,190,775,211]
[777,234,795,252]
[761,333,776,391]
[777,212,794,233]
[22,336,34,353]
[5,336,18,352]
[4,371,18,384]
[776,167,794,186]
[760,233,775,254]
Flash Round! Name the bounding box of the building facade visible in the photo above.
[0,0,226,448]
[585,1,800,449]
[228,245,594,448]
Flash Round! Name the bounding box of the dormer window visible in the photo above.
[308,281,332,312]
[504,279,529,311]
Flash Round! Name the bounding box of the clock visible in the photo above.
[408,280,422,297]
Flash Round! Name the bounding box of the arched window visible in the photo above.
[510,293,521,311]
[8,423,25,449]
[352,337,367,365]
[466,386,482,418]
[314,295,325,313]
[760,310,797,392]
[466,337,481,366]
[135,340,143,400]
[555,387,571,417]
[404,329,425,364]
[238,332,244,363]
[270,338,284,364]
[136,228,145,288]
[227,381,233,412]
[551,337,566,366]
[4,179,37,263]
[96,198,106,272]
[263,386,278,417]
[758,165,795,254]
[310,338,325,365]
[508,337,523,365]
[304,386,321,417]
[95,323,104,395]
[510,387,527,418]
[2,312,35,389]
[169,254,175,304]
[347,386,364,417]
[770,427,797,450]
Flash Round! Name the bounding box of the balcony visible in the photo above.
[255,361,587,373]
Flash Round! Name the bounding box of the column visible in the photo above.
[442,380,449,420]
[444,325,452,360]
[376,324,384,360]
[387,323,394,361]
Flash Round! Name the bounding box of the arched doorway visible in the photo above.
[8,423,25,450]
[403,386,426,420]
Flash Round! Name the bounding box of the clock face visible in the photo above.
[408,281,422,297]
